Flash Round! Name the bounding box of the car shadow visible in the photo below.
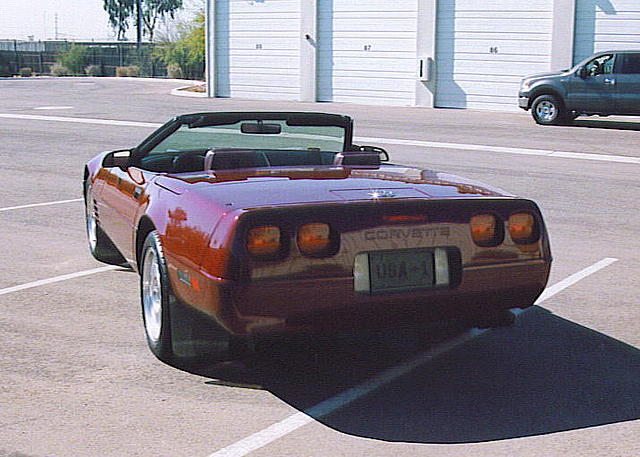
[191,306,640,444]
[571,118,640,131]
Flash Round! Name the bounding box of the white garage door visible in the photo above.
[435,0,553,110]
[574,0,640,64]
[317,0,418,105]
[215,0,300,100]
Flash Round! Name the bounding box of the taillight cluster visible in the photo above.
[246,222,337,259]
[246,226,281,256]
[470,212,540,246]
[470,214,504,247]
[508,213,538,244]
[297,223,333,256]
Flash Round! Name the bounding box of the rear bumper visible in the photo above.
[191,259,550,335]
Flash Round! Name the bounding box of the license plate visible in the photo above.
[354,248,449,294]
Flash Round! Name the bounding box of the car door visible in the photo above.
[567,53,617,113]
[95,119,184,264]
[613,52,640,114]
[97,161,151,264]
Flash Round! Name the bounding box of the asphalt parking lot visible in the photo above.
[1,77,639,457]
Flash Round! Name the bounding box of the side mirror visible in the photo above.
[578,66,588,79]
[350,144,390,162]
[102,149,131,170]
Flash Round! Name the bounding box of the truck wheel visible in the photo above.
[531,95,567,125]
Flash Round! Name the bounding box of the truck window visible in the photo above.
[585,54,614,76]
[619,53,640,74]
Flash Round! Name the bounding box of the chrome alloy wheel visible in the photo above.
[85,195,98,251]
[142,248,163,344]
[535,101,557,122]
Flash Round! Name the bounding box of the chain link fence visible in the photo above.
[0,40,203,79]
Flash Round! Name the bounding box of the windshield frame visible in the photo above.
[131,112,354,168]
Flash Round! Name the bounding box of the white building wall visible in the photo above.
[435,0,554,110]
[215,0,300,100]
[207,0,640,110]
[316,0,418,105]
[574,0,640,64]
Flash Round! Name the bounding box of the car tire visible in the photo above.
[140,230,249,367]
[531,94,567,125]
[140,231,176,363]
[84,180,126,265]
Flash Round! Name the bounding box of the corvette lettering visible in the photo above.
[364,227,450,241]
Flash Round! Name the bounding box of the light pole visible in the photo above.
[136,0,143,49]
[136,0,143,73]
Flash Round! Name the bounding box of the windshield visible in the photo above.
[149,120,346,154]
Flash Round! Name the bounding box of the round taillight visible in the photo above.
[470,214,503,247]
[246,225,281,257]
[508,213,539,244]
[297,222,335,257]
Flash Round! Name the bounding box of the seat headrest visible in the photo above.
[204,149,270,170]
[333,152,381,166]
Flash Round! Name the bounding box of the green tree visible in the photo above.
[103,0,134,40]
[154,11,204,79]
[143,0,184,42]
[103,0,183,42]
[57,44,90,75]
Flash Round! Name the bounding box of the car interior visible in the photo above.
[133,116,386,173]
[141,148,382,173]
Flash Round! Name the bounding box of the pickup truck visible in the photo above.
[519,50,640,125]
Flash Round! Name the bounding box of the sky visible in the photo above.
[0,0,202,42]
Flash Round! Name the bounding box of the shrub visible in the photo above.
[166,63,183,79]
[115,65,141,77]
[115,66,129,77]
[85,65,102,76]
[153,11,205,80]
[19,67,33,77]
[51,64,70,76]
[57,44,89,75]
[127,65,140,77]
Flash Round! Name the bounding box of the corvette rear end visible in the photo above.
[83,111,551,367]
[162,168,551,338]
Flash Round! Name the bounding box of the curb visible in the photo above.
[1,75,208,98]
[170,85,207,98]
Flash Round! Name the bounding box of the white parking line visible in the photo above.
[1,113,638,165]
[533,257,618,305]
[0,265,120,297]
[208,332,473,457]
[0,198,83,212]
[207,257,619,457]
[354,136,640,165]
[0,113,161,129]
[34,106,74,110]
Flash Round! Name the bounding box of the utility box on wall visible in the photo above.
[418,57,434,82]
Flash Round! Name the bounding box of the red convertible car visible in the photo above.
[84,112,551,365]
